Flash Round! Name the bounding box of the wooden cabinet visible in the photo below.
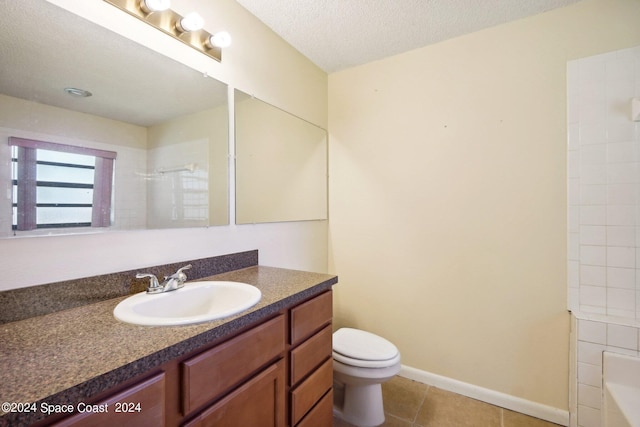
[182,291,334,427]
[289,291,333,426]
[296,389,334,427]
[290,325,332,386]
[290,291,333,346]
[46,290,333,427]
[181,315,285,416]
[183,361,285,427]
[50,373,165,427]
[290,359,333,425]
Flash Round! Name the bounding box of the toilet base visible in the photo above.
[333,381,385,427]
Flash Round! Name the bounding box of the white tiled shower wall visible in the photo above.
[574,317,639,427]
[567,45,640,427]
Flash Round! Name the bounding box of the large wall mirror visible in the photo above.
[0,0,229,238]
[235,90,328,224]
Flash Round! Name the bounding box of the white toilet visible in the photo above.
[332,328,401,427]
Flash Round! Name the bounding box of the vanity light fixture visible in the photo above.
[103,0,230,62]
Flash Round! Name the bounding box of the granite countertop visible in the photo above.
[0,266,337,426]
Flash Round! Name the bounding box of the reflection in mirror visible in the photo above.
[10,137,117,231]
[235,90,327,224]
[0,0,229,238]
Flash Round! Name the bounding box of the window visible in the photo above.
[9,137,117,231]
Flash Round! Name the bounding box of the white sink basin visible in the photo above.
[113,281,261,326]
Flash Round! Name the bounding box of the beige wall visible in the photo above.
[328,0,640,411]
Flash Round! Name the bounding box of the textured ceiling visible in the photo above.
[235,0,582,73]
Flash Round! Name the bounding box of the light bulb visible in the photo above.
[139,0,170,13]
[208,31,232,48]
[177,12,204,32]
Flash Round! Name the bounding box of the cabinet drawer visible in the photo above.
[290,325,332,386]
[52,373,165,427]
[290,291,332,346]
[296,389,333,427]
[290,358,333,425]
[182,315,285,415]
[183,360,285,427]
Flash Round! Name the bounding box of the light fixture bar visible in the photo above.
[103,0,223,62]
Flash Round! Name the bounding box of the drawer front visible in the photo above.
[290,324,332,386]
[290,358,333,426]
[295,389,333,427]
[183,360,285,427]
[52,373,165,427]
[182,315,285,415]
[290,291,332,346]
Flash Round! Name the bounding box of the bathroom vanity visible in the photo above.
[0,262,337,427]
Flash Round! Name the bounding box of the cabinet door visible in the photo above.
[290,359,333,425]
[290,325,332,386]
[51,373,165,427]
[183,360,285,427]
[290,291,332,346]
[182,314,285,415]
[296,389,333,427]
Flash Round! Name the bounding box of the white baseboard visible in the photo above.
[399,365,570,426]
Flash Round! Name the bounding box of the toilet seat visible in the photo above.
[333,328,400,368]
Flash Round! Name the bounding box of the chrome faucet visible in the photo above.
[136,264,192,294]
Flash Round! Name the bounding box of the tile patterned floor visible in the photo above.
[333,376,563,427]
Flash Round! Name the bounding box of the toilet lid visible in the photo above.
[333,328,398,362]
